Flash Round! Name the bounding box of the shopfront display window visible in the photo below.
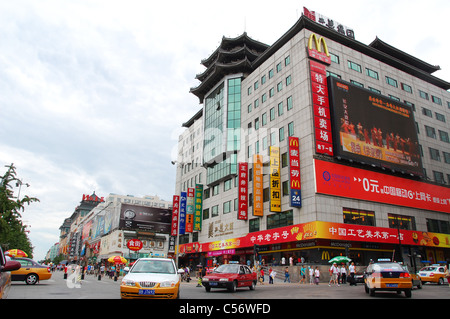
[343,207,375,226]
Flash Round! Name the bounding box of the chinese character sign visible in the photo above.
[171,195,180,236]
[253,154,263,216]
[288,137,302,207]
[310,59,334,156]
[238,162,249,220]
[186,188,195,233]
[269,147,281,212]
[194,184,203,231]
[179,192,187,235]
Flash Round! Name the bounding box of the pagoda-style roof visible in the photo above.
[369,37,441,74]
[190,32,269,103]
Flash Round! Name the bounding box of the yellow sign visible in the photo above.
[269,147,281,212]
[253,154,263,216]
[308,33,330,57]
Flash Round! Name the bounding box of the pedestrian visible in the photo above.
[309,266,314,285]
[269,267,275,284]
[259,267,265,284]
[348,262,356,286]
[299,265,306,284]
[284,267,290,283]
[314,266,320,285]
[329,262,340,286]
[340,264,347,284]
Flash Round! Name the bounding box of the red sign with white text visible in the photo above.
[315,159,450,214]
[171,195,180,236]
[127,239,143,251]
[238,163,249,220]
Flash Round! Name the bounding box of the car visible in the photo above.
[353,270,366,284]
[120,257,183,299]
[202,264,257,292]
[418,265,447,285]
[10,257,52,285]
[364,259,412,298]
[0,247,21,298]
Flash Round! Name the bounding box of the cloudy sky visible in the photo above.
[1,0,449,261]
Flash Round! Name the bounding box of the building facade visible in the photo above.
[174,14,450,269]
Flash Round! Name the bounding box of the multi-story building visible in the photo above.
[174,13,450,269]
[58,193,173,264]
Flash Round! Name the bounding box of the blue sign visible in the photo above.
[290,189,302,207]
[179,192,187,235]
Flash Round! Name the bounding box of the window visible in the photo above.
[425,125,436,138]
[432,95,442,105]
[286,75,291,86]
[365,68,379,80]
[255,118,259,130]
[368,87,381,94]
[435,112,446,122]
[427,219,450,234]
[254,81,259,90]
[433,171,445,184]
[288,122,294,136]
[351,80,364,87]
[429,147,441,161]
[277,81,283,92]
[343,208,375,226]
[287,96,293,110]
[439,131,450,143]
[401,83,412,93]
[284,55,290,66]
[330,52,339,64]
[444,152,450,164]
[388,214,416,231]
[385,76,398,88]
[419,90,429,100]
[422,107,432,118]
[278,102,284,116]
[270,107,275,121]
[211,205,219,217]
[267,210,293,229]
[223,200,231,214]
[262,93,267,103]
[269,87,274,97]
[254,99,259,109]
[224,178,232,191]
[276,62,282,73]
[262,112,267,126]
[279,127,285,142]
[249,218,260,233]
[261,75,266,85]
[348,60,362,73]
[269,69,274,79]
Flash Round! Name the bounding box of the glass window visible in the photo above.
[432,96,442,105]
[267,210,293,229]
[419,90,429,100]
[388,214,416,231]
[278,102,284,116]
[286,75,291,86]
[429,148,441,161]
[348,60,362,73]
[385,76,398,88]
[329,53,339,64]
[211,205,219,217]
[365,68,379,80]
[276,62,282,72]
[343,208,375,226]
[401,83,412,93]
[288,122,294,136]
[269,69,274,79]
[287,96,293,110]
[285,55,290,66]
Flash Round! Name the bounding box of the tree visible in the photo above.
[0,163,39,257]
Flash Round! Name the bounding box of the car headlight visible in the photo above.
[219,278,230,282]
[160,281,177,287]
[121,279,136,287]
[202,277,209,281]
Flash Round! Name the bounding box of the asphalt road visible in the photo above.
[7,270,450,300]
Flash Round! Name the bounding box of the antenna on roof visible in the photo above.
[244,16,246,33]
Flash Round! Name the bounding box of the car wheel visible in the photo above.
[438,278,444,285]
[26,273,39,285]
[205,286,211,292]
[369,288,376,296]
[364,283,369,294]
[249,281,256,290]
[417,280,422,289]
[228,281,237,292]
[404,289,412,298]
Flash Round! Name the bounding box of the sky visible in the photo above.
[1,0,449,261]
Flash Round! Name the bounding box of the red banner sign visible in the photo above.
[315,159,450,214]
[309,58,334,156]
[171,195,180,236]
[288,137,301,207]
[238,163,249,220]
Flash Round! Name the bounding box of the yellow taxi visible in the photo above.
[11,257,52,285]
[418,265,447,285]
[364,259,412,298]
[120,257,183,299]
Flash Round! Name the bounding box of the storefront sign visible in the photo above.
[179,220,450,254]
[171,195,179,236]
[186,188,195,232]
[303,7,355,39]
[126,239,143,251]
[315,159,450,214]
[194,184,203,231]
[269,147,281,212]
[238,162,249,220]
[309,57,334,156]
[179,192,187,235]
[253,154,263,216]
[207,249,235,257]
[288,137,302,207]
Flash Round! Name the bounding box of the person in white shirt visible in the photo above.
[348,262,356,286]
[328,262,340,286]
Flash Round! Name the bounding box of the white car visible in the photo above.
[120,258,183,299]
[418,265,448,285]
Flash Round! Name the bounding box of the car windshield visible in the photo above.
[372,263,404,272]
[130,259,175,274]
[213,264,239,274]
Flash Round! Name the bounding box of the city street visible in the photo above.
[7,271,449,300]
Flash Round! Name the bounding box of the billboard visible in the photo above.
[328,77,423,176]
[119,204,172,233]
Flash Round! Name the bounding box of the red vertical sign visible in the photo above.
[288,137,302,207]
[238,163,249,220]
[310,59,334,156]
[171,195,180,236]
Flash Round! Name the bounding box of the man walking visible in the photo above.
[328,262,340,286]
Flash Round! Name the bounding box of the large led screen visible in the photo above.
[328,77,423,176]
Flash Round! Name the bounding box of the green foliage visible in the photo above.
[0,163,39,258]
